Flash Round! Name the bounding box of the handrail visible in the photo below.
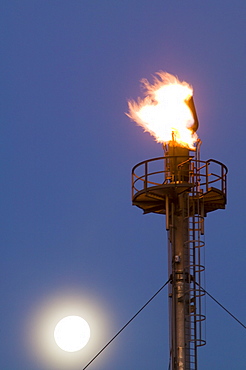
[132,156,227,199]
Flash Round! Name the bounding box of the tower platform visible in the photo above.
[132,157,227,215]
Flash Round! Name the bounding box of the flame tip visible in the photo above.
[128,72,198,149]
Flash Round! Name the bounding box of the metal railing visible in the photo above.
[132,156,227,201]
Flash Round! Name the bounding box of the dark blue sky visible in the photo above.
[1,1,246,369]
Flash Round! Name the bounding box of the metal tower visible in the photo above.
[131,139,227,369]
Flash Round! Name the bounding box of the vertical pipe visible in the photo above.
[166,196,169,230]
[165,143,192,369]
[206,162,209,193]
[144,161,148,192]
[169,193,190,370]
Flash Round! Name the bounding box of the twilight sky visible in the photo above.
[1,1,246,369]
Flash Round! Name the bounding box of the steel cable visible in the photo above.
[195,281,246,330]
[82,278,170,369]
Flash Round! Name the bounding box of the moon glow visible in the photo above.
[54,316,90,352]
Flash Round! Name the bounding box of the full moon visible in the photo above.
[54,316,90,352]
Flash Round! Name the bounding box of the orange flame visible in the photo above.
[127,72,198,149]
